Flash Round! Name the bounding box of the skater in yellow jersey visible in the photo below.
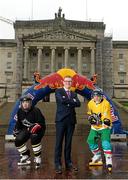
[87,89,112,172]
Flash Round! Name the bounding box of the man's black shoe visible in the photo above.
[55,165,62,174]
[66,163,78,172]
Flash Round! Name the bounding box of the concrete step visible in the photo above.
[0,102,88,125]
[37,102,88,124]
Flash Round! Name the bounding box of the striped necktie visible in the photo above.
[67,90,71,98]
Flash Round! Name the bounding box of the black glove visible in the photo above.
[88,115,97,125]
[103,118,111,126]
[13,129,20,137]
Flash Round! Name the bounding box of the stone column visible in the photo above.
[23,47,29,80]
[90,47,95,75]
[37,47,42,73]
[51,47,56,72]
[15,36,24,98]
[77,48,82,74]
[64,47,69,67]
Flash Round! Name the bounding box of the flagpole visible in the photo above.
[31,0,33,20]
[86,0,88,20]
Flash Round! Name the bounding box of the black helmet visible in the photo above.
[92,89,103,97]
[20,95,32,102]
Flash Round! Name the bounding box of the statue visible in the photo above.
[58,7,62,18]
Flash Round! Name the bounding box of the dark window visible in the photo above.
[32,52,37,56]
[58,53,62,57]
[119,53,123,59]
[7,52,12,58]
[70,53,74,57]
[6,62,12,69]
[83,63,87,69]
[45,52,49,57]
[58,62,62,69]
[120,79,124,84]
[45,64,49,69]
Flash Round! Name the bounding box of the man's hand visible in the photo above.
[103,118,111,126]
[30,123,42,134]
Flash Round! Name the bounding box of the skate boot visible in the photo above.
[18,155,31,166]
[34,156,41,169]
[106,155,112,172]
[89,154,103,166]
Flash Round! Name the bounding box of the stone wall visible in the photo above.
[102,37,113,97]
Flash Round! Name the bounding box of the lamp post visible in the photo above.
[112,85,115,98]
[4,83,7,98]
[4,81,8,102]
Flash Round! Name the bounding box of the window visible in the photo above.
[58,62,62,69]
[120,79,124,84]
[70,63,75,69]
[7,52,12,58]
[45,52,49,57]
[119,53,123,59]
[70,53,75,57]
[83,63,87,69]
[6,72,13,83]
[6,62,12,69]
[45,64,49,69]
[6,78,11,83]
[32,52,37,57]
[119,63,125,72]
[121,91,126,98]
[58,53,62,57]
[119,74,125,84]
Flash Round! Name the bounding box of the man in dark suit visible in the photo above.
[54,75,81,174]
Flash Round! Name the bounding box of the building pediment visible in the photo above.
[23,28,96,42]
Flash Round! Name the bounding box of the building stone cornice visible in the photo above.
[0,39,16,47]
[14,19,105,30]
[22,27,96,42]
[113,41,128,48]
[14,19,54,29]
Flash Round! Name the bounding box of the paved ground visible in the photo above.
[1,102,128,179]
[0,135,128,179]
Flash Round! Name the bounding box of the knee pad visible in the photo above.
[89,144,98,151]
[102,140,112,151]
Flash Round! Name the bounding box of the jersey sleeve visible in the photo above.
[102,100,112,123]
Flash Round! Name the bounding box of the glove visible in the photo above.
[13,129,20,137]
[30,123,42,134]
[103,118,111,126]
[88,115,97,125]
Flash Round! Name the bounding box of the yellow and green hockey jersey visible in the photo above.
[87,98,112,130]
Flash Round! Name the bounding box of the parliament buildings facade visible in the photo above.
[0,9,128,102]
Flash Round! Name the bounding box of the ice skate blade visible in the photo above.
[107,167,112,172]
[35,163,41,169]
[18,161,31,166]
[89,161,103,166]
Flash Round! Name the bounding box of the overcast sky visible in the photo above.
[0,0,128,40]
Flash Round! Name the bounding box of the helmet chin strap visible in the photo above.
[21,106,30,112]
[95,98,102,104]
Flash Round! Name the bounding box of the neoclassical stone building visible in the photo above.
[0,9,127,101]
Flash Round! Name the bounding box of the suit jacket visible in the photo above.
[55,88,81,124]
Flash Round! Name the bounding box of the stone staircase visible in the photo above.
[1,101,128,136]
[0,102,89,136]
[0,102,15,136]
[36,102,89,135]
[37,102,88,124]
